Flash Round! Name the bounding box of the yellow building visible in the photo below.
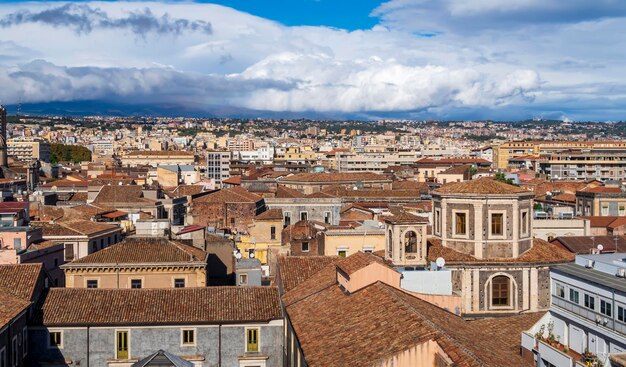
[494,141,626,170]
[321,222,386,257]
[237,209,285,274]
[61,237,208,289]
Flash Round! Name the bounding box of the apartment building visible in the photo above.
[120,150,195,167]
[576,184,626,216]
[7,138,51,162]
[335,151,419,172]
[30,287,283,367]
[521,253,626,367]
[61,237,209,289]
[206,151,231,188]
[494,141,626,170]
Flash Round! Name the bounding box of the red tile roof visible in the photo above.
[277,256,341,292]
[427,238,574,265]
[0,263,43,302]
[282,258,538,367]
[38,287,281,326]
[282,172,391,183]
[433,177,529,195]
[255,208,283,221]
[67,237,207,265]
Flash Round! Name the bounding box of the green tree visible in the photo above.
[50,143,92,164]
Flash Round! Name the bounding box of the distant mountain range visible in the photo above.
[5,101,376,120]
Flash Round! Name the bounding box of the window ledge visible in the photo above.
[238,352,269,361]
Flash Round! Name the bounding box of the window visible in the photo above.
[13,238,21,250]
[491,276,510,307]
[491,213,503,236]
[300,212,308,221]
[22,328,27,357]
[246,328,259,352]
[270,226,276,240]
[49,331,62,348]
[435,209,441,235]
[618,306,626,322]
[324,211,331,224]
[338,250,347,257]
[301,242,309,252]
[116,331,129,359]
[555,284,565,298]
[620,206,626,216]
[455,212,466,235]
[521,211,528,234]
[181,329,195,346]
[174,278,185,288]
[602,205,609,216]
[601,299,612,317]
[11,337,17,367]
[130,279,142,289]
[86,280,98,289]
[584,294,595,310]
[404,231,417,253]
[239,274,248,285]
[284,212,291,227]
[570,289,580,304]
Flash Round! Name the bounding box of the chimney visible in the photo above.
[0,105,6,167]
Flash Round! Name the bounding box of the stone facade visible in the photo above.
[30,322,283,367]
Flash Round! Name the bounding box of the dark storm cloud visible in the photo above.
[0,3,212,36]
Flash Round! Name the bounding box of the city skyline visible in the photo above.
[1,1,626,121]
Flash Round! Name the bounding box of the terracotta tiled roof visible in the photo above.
[67,237,207,265]
[578,216,622,228]
[275,185,305,198]
[0,293,30,327]
[440,164,472,175]
[416,157,491,165]
[578,186,623,194]
[383,209,429,224]
[282,172,390,183]
[165,185,206,197]
[427,238,574,265]
[0,263,43,302]
[433,177,529,195]
[34,219,121,237]
[284,272,535,367]
[255,208,283,221]
[93,185,154,204]
[125,150,195,157]
[551,236,626,254]
[193,187,261,204]
[391,180,430,193]
[38,287,281,326]
[222,176,242,185]
[336,251,389,275]
[277,256,341,292]
[551,193,576,203]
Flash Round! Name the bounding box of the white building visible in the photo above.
[522,253,626,367]
[206,151,231,188]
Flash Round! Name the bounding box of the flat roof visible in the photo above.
[552,262,626,294]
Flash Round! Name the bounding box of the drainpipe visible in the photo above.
[218,324,222,367]
[87,326,90,367]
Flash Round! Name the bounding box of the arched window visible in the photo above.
[492,276,510,306]
[387,229,393,256]
[404,231,417,253]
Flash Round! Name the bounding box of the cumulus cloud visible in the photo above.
[373,0,626,32]
[0,1,624,120]
[0,3,212,36]
[0,60,293,106]
[238,53,540,112]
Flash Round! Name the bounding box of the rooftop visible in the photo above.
[37,287,281,326]
[433,177,530,195]
[64,237,207,265]
[281,172,391,183]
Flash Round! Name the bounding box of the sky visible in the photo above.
[0,0,625,120]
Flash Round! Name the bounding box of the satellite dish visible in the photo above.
[235,252,242,260]
[597,244,604,251]
[436,257,445,268]
[249,251,256,259]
